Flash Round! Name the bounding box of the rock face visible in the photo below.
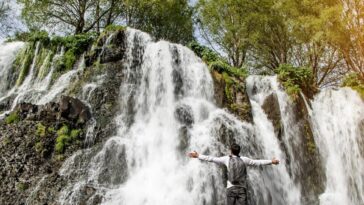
[211,70,252,122]
[0,97,90,205]
[262,93,282,139]
[261,91,325,203]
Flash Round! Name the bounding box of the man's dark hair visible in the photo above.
[230,143,241,156]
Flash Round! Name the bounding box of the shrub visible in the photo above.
[342,73,364,98]
[5,112,20,124]
[7,30,49,45]
[188,41,219,62]
[210,61,248,78]
[275,64,316,100]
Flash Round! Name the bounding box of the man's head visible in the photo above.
[230,143,241,156]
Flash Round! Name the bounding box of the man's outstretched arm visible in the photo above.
[241,156,280,166]
[188,151,227,166]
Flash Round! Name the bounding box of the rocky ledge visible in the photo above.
[0,96,91,204]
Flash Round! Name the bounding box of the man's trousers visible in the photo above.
[226,186,247,205]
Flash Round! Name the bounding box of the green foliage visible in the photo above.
[51,33,96,73]
[55,125,80,154]
[63,49,77,71]
[275,64,315,100]
[36,123,46,137]
[7,30,49,44]
[125,0,194,44]
[197,0,266,67]
[342,73,364,99]
[5,112,20,124]
[188,41,248,79]
[188,41,219,62]
[210,61,247,78]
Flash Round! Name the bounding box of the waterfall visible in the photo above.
[309,88,364,205]
[1,28,364,205]
[0,41,25,96]
[246,76,301,205]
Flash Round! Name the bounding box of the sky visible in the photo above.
[0,0,26,42]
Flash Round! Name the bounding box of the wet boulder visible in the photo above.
[174,104,194,126]
[59,96,91,124]
[262,93,282,139]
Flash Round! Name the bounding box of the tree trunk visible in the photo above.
[96,0,100,34]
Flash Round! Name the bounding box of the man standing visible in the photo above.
[188,143,279,205]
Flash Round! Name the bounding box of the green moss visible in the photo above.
[16,182,28,192]
[64,49,77,71]
[35,142,44,153]
[35,49,53,79]
[2,137,10,146]
[5,112,20,124]
[342,73,364,99]
[55,125,80,154]
[36,123,46,137]
[57,125,69,136]
[15,53,33,86]
[70,129,81,139]
[104,24,125,32]
[47,126,55,133]
[55,134,70,153]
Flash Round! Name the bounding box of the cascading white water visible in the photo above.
[309,88,364,205]
[1,28,364,205]
[0,41,25,96]
[99,29,225,204]
[246,76,301,205]
[59,29,307,205]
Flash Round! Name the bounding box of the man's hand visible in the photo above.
[188,151,199,158]
[272,158,280,165]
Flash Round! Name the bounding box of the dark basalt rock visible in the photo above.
[175,104,194,126]
[85,30,127,67]
[262,93,282,139]
[13,96,92,125]
[0,94,16,112]
[59,96,91,124]
[211,70,253,123]
[0,97,90,204]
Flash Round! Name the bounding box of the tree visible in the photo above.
[123,0,194,44]
[0,0,12,38]
[278,0,348,87]
[197,0,255,68]
[18,0,120,34]
[334,0,364,80]
[0,1,9,19]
